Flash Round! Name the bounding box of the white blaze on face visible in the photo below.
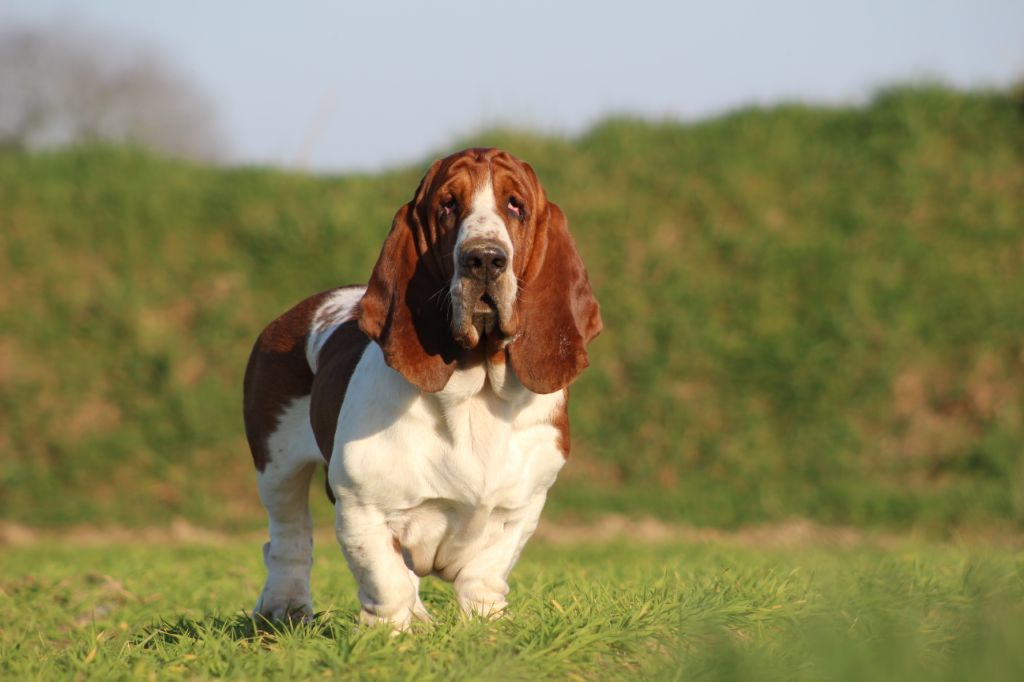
[454,178,514,260]
[450,176,518,344]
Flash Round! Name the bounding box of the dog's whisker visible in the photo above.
[427,284,449,304]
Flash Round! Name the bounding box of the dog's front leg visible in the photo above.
[334,502,425,631]
[454,494,547,619]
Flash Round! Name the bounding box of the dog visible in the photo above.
[243,148,601,629]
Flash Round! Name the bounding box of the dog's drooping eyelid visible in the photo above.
[506,195,525,220]
[440,196,458,217]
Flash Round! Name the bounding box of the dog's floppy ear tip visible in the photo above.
[508,329,595,395]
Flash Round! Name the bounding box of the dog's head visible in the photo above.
[359,148,601,394]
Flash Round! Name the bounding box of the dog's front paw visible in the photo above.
[458,596,508,620]
[455,577,509,620]
[358,606,414,634]
[357,594,432,635]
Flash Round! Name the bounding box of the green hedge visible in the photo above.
[2,85,1022,528]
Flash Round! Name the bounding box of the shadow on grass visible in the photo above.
[135,609,361,648]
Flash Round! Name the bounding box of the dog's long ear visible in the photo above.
[507,203,602,394]
[359,198,459,393]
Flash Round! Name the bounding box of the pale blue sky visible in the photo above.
[4,1,1023,172]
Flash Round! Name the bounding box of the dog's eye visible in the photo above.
[507,196,524,219]
[440,197,458,216]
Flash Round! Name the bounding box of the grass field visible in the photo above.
[2,534,1022,680]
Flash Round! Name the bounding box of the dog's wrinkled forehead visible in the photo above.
[421,148,541,212]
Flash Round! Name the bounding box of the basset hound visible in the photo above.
[243,148,602,629]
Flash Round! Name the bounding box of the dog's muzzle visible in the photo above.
[453,240,515,347]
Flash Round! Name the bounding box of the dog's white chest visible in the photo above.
[330,346,565,578]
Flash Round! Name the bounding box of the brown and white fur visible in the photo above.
[243,148,601,630]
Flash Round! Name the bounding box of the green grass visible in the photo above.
[1,84,1023,529]
[1,537,1022,680]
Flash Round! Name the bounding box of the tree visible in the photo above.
[0,21,225,161]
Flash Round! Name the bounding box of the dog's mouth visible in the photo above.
[453,282,517,350]
[474,292,498,316]
[471,291,499,337]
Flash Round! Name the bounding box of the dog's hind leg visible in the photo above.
[252,396,321,622]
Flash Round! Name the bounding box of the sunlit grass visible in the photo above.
[1,538,1021,680]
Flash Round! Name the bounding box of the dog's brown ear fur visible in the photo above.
[359,169,460,393]
[507,203,602,394]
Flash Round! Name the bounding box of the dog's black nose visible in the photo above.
[459,244,508,281]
